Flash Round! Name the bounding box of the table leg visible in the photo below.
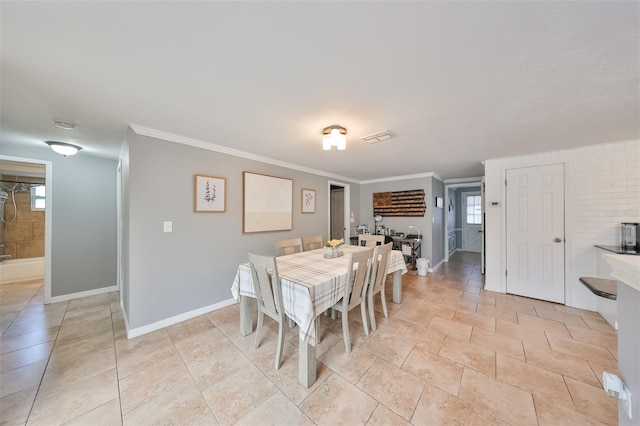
[392,270,402,303]
[299,336,316,388]
[239,295,253,336]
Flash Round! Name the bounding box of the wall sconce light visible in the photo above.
[322,125,347,151]
[45,141,82,156]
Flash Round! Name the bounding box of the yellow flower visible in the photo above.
[325,238,344,248]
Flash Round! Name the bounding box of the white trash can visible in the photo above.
[416,258,428,276]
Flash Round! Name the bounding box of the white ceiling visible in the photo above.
[1,1,638,181]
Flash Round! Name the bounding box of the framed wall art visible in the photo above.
[435,196,444,208]
[301,188,316,213]
[194,174,226,212]
[243,171,293,233]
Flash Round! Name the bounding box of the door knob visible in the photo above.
[554,237,562,243]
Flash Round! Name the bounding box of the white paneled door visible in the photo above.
[462,192,482,253]
[506,164,565,303]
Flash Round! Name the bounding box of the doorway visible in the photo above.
[506,163,565,303]
[328,182,350,243]
[444,180,484,272]
[0,155,52,303]
[462,191,482,253]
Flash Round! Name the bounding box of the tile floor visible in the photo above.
[0,252,618,425]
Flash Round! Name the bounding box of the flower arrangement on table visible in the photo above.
[324,238,344,258]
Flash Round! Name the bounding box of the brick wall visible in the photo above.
[2,191,45,260]
[484,139,640,310]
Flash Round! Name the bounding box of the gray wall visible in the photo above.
[122,130,353,329]
[359,176,435,263]
[431,178,445,267]
[0,143,117,297]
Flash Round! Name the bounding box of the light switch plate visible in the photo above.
[163,221,172,232]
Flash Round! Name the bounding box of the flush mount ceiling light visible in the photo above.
[45,141,82,156]
[53,120,76,130]
[322,125,347,151]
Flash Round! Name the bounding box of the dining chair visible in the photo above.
[275,237,303,256]
[302,235,323,251]
[358,234,385,247]
[247,252,286,369]
[367,242,393,332]
[330,247,374,353]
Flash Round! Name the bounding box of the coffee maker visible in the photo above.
[621,223,639,252]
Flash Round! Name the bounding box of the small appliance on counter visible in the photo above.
[621,223,639,252]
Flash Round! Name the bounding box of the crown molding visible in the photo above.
[360,172,443,185]
[129,124,360,184]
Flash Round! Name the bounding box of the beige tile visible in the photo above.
[546,332,617,367]
[38,346,116,397]
[588,361,617,388]
[582,316,617,335]
[472,328,524,361]
[395,323,445,354]
[49,331,114,364]
[123,380,216,426]
[2,315,63,337]
[461,292,496,307]
[0,341,53,373]
[236,390,314,426]
[202,363,278,424]
[55,317,113,347]
[566,324,617,350]
[496,353,573,406]
[553,304,605,321]
[0,327,59,354]
[62,303,112,326]
[476,304,518,323]
[440,295,478,313]
[458,367,537,425]
[439,337,496,378]
[0,359,47,398]
[495,319,550,348]
[0,385,38,426]
[523,341,601,388]
[356,358,424,420]
[428,316,472,342]
[393,304,433,327]
[366,403,411,426]
[452,310,496,332]
[360,332,414,367]
[534,396,609,426]
[412,383,498,425]
[62,398,122,426]
[402,346,463,396]
[300,373,378,425]
[565,377,618,425]
[114,329,177,379]
[119,352,193,414]
[165,314,216,343]
[535,307,589,328]
[318,340,376,384]
[516,312,569,335]
[28,369,119,426]
[495,299,538,315]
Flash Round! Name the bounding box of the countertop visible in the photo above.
[602,253,640,292]
[595,245,639,255]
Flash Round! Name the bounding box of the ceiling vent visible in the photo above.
[360,130,393,144]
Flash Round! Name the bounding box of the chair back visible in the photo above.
[248,252,284,321]
[275,238,303,256]
[358,234,385,247]
[369,242,393,296]
[302,235,323,251]
[342,247,374,312]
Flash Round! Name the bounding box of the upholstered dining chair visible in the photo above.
[302,235,323,251]
[329,247,374,353]
[367,242,393,332]
[275,237,303,256]
[358,234,385,247]
[247,252,286,369]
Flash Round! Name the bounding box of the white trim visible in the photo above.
[443,176,484,184]
[130,124,359,184]
[429,258,445,273]
[50,285,118,304]
[0,155,53,303]
[126,298,237,339]
[360,171,443,185]
[443,179,483,263]
[327,181,350,244]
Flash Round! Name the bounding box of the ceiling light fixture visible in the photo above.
[53,120,76,131]
[322,125,347,151]
[45,141,82,156]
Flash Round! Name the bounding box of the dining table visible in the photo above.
[230,244,408,387]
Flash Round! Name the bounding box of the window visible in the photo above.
[466,195,481,224]
[31,185,45,211]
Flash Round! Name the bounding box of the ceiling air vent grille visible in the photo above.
[360,130,393,144]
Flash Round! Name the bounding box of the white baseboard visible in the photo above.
[126,298,237,339]
[429,259,445,273]
[49,285,118,304]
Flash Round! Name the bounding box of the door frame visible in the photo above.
[443,179,483,264]
[0,155,53,303]
[328,181,350,244]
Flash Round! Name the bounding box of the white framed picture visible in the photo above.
[194,174,226,212]
[301,188,315,213]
